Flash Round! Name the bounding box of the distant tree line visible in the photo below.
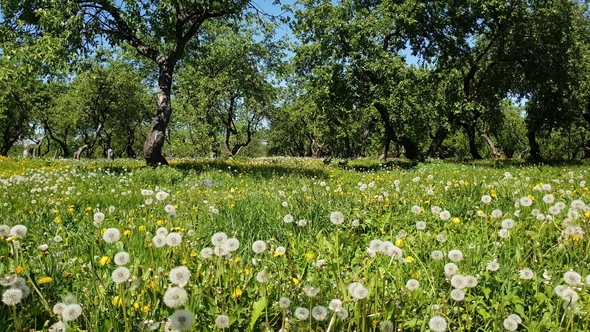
[1,0,590,162]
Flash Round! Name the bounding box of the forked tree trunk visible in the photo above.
[374,102,422,160]
[428,126,449,158]
[481,133,502,158]
[459,122,482,160]
[144,63,174,166]
[526,127,541,160]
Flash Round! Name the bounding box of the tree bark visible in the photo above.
[481,133,502,158]
[427,126,449,158]
[373,102,422,160]
[458,121,482,160]
[526,127,541,160]
[144,63,174,166]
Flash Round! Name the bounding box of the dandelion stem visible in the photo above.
[12,305,20,332]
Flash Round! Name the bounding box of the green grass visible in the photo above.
[1,156,590,331]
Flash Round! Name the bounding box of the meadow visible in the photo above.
[1,156,590,332]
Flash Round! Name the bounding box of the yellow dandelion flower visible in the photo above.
[123,230,131,236]
[138,225,146,231]
[395,239,404,247]
[452,217,461,224]
[38,277,53,284]
[157,219,165,226]
[142,305,149,313]
[292,278,300,285]
[411,271,420,278]
[100,256,111,266]
[190,252,197,257]
[232,288,243,298]
[112,296,123,307]
[305,252,315,260]
[15,266,24,274]
[405,256,415,263]
[86,206,92,211]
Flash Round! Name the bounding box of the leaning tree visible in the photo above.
[0,0,261,165]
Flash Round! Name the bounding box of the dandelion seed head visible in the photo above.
[164,287,188,308]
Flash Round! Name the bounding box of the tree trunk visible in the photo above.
[144,63,174,166]
[378,137,391,161]
[374,102,422,160]
[44,123,70,158]
[427,126,449,158]
[459,122,482,160]
[481,133,502,158]
[526,127,541,160]
[73,145,89,159]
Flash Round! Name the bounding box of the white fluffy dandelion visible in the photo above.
[564,271,582,285]
[155,191,169,201]
[215,314,230,329]
[93,212,105,226]
[312,305,328,321]
[166,233,182,247]
[200,247,213,259]
[439,210,451,220]
[405,279,420,291]
[520,197,533,207]
[416,221,427,230]
[428,315,447,332]
[431,250,445,260]
[278,297,291,309]
[211,232,228,247]
[444,263,458,276]
[10,225,27,238]
[152,234,167,248]
[164,287,188,308]
[295,307,309,320]
[481,195,492,204]
[448,250,463,262]
[450,289,465,301]
[61,304,83,321]
[170,309,194,331]
[252,240,267,254]
[283,214,294,223]
[169,266,191,287]
[330,211,345,225]
[519,268,535,280]
[112,267,131,284]
[501,219,515,229]
[2,288,23,306]
[223,238,240,252]
[103,228,120,243]
[114,252,130,266]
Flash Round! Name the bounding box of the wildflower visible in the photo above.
[279,297,291,309]
[428,315,447,332]
[155,191,169,200]
[100,256,111,266]
[501,219,515,229]
[439,210,451,220]
[152,234,167,248]
[451,275,468,289]
[62,304,83,321]
[114,252,130,266]
[411,205,421,214]
[103,228,120,243]
[223,238,240,252]
[94,212,105,226]
[252,240,267,253]
[448,250,463,262]
[282,201,288,207]
[38,277,53,284]
[283,214,294,223]
[166,233,182,247]
[561,288,579,304]
[211,232,228,247]
[503,317,519,331]
[0,275,16,288]
[466,275,478,288]
[416,221,426,230]
[2,288,23,305]
[53,303,66,314]
[348,282,369,299]
[519,268,535,280]
[0,225,10,237]
[444,263,458,276]
[491,209,503,219]
[200,247,213,259]
[303,285,320,297]
[520,197,533,207]
[481,195,492,204]
[406,279,420,291]
[215,314,230,329]
[169,266,191,287]
[256,270,269,283]
[232,289,243,298]
[431,250,444,260]
[330,211,345,225]
[111,267,131,284]
[63,293,77,305]
[450,289,465,301]
[274,246,286,257]
[156,227,168,236]
[351,219,360,227]
[10,225,27,238]
[298,219,308,227]
[295,307,309,320]
[49,321,67,332]
[164,287,188,308]
[436,233,447,243]
[571,200,585,210]
[564,271,582,285]
[498,229,510,239]
[312,305,328,321]
[170,309,194,331]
